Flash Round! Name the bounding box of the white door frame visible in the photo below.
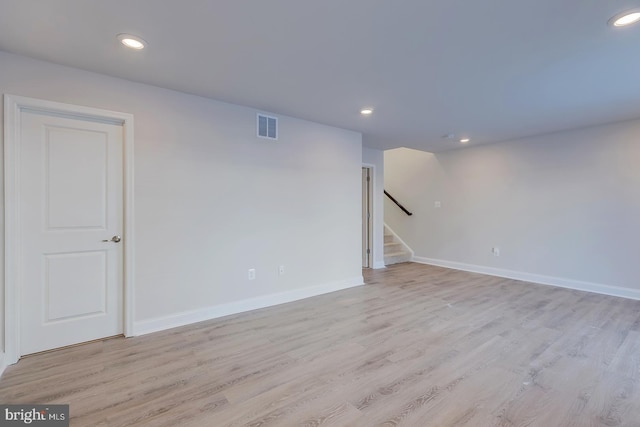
[4,94,135,365]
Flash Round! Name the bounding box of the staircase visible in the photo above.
[384,226,412,265]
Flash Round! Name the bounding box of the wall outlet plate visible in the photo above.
[248,268,256,280]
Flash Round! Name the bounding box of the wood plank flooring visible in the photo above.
[1,263,640,426]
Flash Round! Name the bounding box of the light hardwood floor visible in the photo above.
[1,263,640,426]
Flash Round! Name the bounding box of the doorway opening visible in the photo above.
[362,167,372,268]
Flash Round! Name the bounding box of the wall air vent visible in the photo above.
[257,114,278,140]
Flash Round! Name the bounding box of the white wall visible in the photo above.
[385,119,640,296]
[362,147,385,269]
[0,51,363,345]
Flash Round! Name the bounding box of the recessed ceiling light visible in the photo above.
[609,10,640,27]
[360,108,374,115]
[460,138,470,143]
[117,34,147,50]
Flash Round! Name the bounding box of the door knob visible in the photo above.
[102,235,122,243]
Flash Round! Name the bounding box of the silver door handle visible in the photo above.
[102,235,122,243]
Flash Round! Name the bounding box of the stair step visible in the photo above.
[384,226,412,265]
[385,251,410,257]
[384,242,403,254]
[384,251,412,265]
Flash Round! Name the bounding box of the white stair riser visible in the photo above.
[384,243,403,254]
[384,252,412,265]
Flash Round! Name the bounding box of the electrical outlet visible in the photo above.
[434,201,442,208]
[278,265,285,275]
[248,268,256,280]
[492,247,500,257]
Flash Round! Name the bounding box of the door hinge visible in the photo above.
[366,249,371,254]
[366,177,370,182]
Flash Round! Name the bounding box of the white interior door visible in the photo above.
[19,110,124,355]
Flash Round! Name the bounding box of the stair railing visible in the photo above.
[384,190,413,216]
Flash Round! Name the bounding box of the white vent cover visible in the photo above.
[257,114,278,140]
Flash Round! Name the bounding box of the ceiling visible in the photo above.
[1,0,639,152]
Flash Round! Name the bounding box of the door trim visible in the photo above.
[3,94,135,365]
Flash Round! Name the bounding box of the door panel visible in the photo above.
[46,127,108,229]
[20,111,124,355]
[45,251,107,322]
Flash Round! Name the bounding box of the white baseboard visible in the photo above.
[412,256,640,301]
[133,276,364,336]
[372,262,387,269]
